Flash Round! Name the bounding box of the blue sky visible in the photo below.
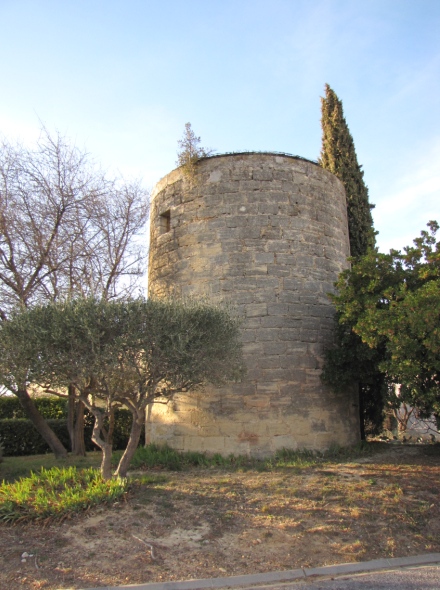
[0,0,438,253]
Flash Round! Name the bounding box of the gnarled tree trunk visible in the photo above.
[67,392,86,456]
[16,388,68,459]
[114,408,144,478]
[86,406,114,480]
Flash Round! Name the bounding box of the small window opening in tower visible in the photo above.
[159,210,171,234]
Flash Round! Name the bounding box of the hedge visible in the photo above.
[0,401,145,456]
[0,396,67,419]
[0,419,72,456]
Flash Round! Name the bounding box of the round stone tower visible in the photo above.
[147,152,359,456]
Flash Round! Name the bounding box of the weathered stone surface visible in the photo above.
[148,153,359,456]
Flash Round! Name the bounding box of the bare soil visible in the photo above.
[0,443,439,590]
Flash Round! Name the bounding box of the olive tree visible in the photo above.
[0,130,149,457]
[0,297,244,478]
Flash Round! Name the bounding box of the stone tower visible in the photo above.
[147,152,359,456]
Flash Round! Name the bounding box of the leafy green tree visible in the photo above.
[323,222,440,432]
[0,297,244,478]
[319,84,375,259]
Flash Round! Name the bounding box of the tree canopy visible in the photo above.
[0,297,245,478]
[323,222,440,431]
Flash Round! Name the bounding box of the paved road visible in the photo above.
[264,565,440,590]
[83,556,440,590]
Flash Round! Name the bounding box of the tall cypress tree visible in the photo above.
[319,84,375,258]
[319,85,384,439]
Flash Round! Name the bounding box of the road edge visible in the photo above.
[81,553,440,590]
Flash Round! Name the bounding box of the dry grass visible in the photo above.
[0,443,439,589]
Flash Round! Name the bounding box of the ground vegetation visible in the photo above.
[0,443,438,589]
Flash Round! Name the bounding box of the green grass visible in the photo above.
[0,451,104,483]
[129,443,258,471]
[0,442,391,525]
[0,466,127,523]
[1,442,379,484]
[128,442,375,472]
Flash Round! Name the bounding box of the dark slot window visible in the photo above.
[159,210,171,234]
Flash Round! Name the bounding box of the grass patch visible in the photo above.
[0,442,381,485]
[0,466,127,523]
[0,451,104,483]
[129,444,253,471]
[129,442,377,472]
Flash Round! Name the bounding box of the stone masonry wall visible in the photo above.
[147,153,360,456]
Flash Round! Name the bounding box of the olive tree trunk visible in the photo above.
[88,408,113,480]
[16,388,68,459]
[67,392,86,456]
[114,408,144,478]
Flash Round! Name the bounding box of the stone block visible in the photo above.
[300,329,319,342]
[258,203,279,215]
[258,356,282,370]
[245,264,268,276]
[268,265,291,277]
[246,303,268,317]
[256,381,280,394]
[266,240,291,252]
[240,330,257,343]
[243,396,271,410]
[252,168,273,181]
[254,252,275,264]
[260,315,289,328]
[238,227,262,239]
[262,340,287,355]
[271,434,296,450]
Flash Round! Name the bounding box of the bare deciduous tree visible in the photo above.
[0,129,149,457]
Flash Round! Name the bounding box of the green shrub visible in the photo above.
[0,419,71,456]
[0,407,145,456]
[0,466,127,522]
[0,396,67,419]
[130,443,187,470]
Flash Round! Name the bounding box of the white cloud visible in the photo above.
[374,139,440,252]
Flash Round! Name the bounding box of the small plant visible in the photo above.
[176,122,213,182]
[273,447,320,468]
[0,466,127,523]
[130,444,187,471]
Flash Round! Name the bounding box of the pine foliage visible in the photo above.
[176,123,213,181]
[319,84,375,258]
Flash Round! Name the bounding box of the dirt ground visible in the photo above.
[0,443,439,590]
